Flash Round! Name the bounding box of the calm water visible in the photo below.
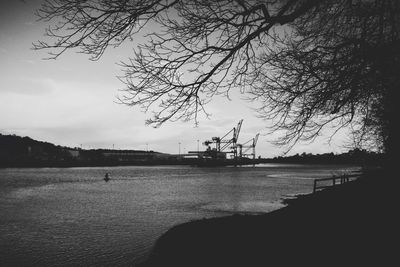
[0,164,358,266]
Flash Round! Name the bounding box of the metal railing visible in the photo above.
[313,173,361,193]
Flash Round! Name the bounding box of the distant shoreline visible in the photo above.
[1,133,382,168]
[0,159,362,169]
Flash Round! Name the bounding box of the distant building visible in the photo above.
[66,149,80,158]
[101,150,171,161]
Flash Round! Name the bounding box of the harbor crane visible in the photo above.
[203,119,243,158]
[237,133,260,159]
[187,119,260,165]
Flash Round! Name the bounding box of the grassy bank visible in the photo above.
[141,169,395,266]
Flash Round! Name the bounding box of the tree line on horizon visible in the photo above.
[0,133,159,167]
[1,133,380,167]
[267,149,382,165]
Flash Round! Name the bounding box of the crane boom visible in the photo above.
[203,119,244,159]
[253,133,259,147]
[234,119,243,142]
[240,133,260,159]
[201,120,259,161]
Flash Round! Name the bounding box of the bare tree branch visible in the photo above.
[35,0,399,153]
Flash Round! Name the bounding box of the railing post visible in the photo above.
[313,173,360,193]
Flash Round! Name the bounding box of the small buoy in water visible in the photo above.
[104,172,110,182]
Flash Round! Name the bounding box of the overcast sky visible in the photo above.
[0,0,352,158]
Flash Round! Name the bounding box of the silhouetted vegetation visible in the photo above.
[141,169,394,267]
[263,149,383,166]
[1,133,379,168]
[0,133,173,167]
[0,133,75,167]
[35,1,398,168]
[1,133,261,167]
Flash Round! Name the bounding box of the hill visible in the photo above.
[0,133,169,167]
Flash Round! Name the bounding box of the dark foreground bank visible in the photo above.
[140,169,396,267]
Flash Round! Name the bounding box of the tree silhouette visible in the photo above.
[34,0,398,162]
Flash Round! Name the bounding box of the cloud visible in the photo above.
[0,77,56,96]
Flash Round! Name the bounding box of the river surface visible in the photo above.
[0,164,358,266]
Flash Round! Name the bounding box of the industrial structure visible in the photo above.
[187,119,260,165]
[1,126,260,167]
[236,133,260,160]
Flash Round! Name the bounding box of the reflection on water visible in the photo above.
[0,164,358,266]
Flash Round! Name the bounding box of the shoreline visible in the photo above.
[0,161,360,169]
[140,169,394,266]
